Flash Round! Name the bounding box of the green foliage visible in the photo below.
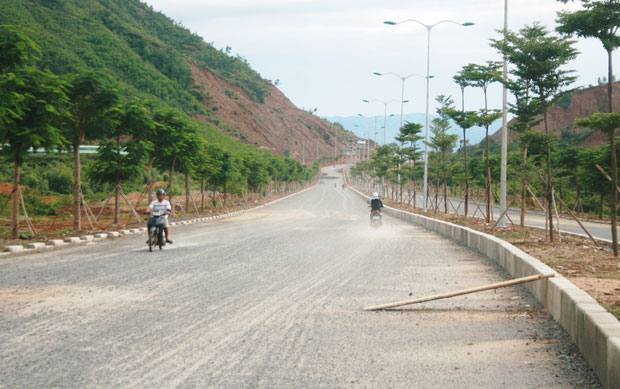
[0,66,70,165]
[87,139,147,185]
[555,92,572,109]
[0,0,270,113]
[556,0,620,53]
[0,24,41,72]
[23,192,57,216]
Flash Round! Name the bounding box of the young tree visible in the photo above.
[464,61,502,222]
[557,0,620,255]
[429,96,459,213]
[396,122,423,206]
[192,143,223,212]
[0,26,70,237]
[475,108,503,222]
[446,109,478,216]
[88,99,152,224]
[65,71,119,231]
[505,77,544,226]
[575,113,620,254]
[152,109,194,215]
[492,23,578,241]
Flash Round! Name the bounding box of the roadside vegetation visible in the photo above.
[0,24,320,241]
[351,0,620,255]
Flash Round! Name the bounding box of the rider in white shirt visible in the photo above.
[145,188,173,244]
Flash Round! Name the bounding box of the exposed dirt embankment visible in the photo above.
[190,64,345,163]
[493,81,620,146]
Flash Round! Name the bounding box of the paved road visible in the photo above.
[0,166,599,388]
[387,188,615,242]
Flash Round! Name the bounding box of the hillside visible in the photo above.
[491,82,620,147]
[0,0,350,163]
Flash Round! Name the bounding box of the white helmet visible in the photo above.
[372,192,378,197]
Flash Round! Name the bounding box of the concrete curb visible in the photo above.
[349,186,619,389]
[0,184,317,258]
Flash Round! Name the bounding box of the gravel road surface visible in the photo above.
[0,166,599,388]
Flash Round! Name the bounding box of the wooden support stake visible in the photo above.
[82,193,100,228]
[80,193,95,231]
[595,164,620,192]
[554,192,601,249]
[95,190,115,222]
[491,205,512,231]
[0,194,11,216]
[119,187,142,224]
[526,185,547,213]
[18,188,36,236]
[363,274,555,311]
[551,187,562,242]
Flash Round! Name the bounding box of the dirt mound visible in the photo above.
[0,183,26,195]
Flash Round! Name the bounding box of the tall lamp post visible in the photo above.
[374,71,428,203]
[385,19,474,212]
[373,72,431,130]
[499,0,509,227]
[362,99,398,145]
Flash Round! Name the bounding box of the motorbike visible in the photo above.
[370,208,382,227]
[147,209,166,251]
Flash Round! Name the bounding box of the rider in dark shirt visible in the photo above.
[370,192,383,220]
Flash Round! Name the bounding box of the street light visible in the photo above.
[385,18,474,212]
[373,72,433,130]
[363,99,398,145]
[499,0,509,227]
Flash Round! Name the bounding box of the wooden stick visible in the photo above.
[119,187,142,224]
[491,205,512,231]
[526,185,546,213]
[363,274,555,311]
[81,193,95,231]
[0,194,10,216]
[18,188,36,236]
[552,187,562,242]
[81,192,100,228]
[95,190,115,221]
[595,164,620,192]
[554,192,601,248]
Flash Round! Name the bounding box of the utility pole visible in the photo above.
[499,0,509,227]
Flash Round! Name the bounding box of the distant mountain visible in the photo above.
[323,113,500,147]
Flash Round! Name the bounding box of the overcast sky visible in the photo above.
[142,0,616,119]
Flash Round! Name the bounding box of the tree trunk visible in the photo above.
[146,155,154,204]
[607,48,618,256]
[185,172,190,213]
[169,155,176,216]
[600,192,604,220]
[463,128,469,217]
[485,126,491,223]
[114,134,121,225]
[73,139,82,231]
[223,180,227,207]
[114,180,120,225]
[443,151,448,213]
[201,174,205,212]
[543,105,554,242]
[521,145,527,228]
[11,161,20,238]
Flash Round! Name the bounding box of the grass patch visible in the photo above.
[593,273,620,280]
[495,233,530,239]
[603,303,620,320]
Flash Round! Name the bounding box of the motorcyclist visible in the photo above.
[145,188,173,244]
[370,192,383,220]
